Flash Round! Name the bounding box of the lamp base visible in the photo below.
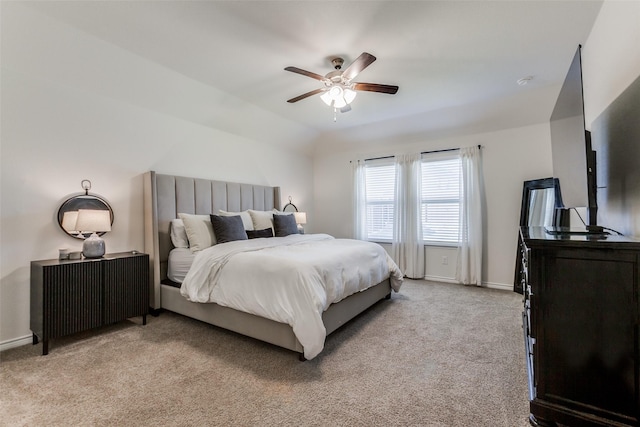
[82,233,105,258]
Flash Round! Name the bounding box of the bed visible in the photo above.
[143,171,402,360]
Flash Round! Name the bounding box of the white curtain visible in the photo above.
[391,154,424,279]
[456,146,484,285]
[351,160,368,240]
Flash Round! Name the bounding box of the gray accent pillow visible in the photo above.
[210,214,248,243]
[273,213,299,237]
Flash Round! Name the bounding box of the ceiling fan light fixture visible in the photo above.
[333,96,347,109]
[344,88,357,104]
[320,84,356,108]
[320,91,333,106]
[329,85,344,98]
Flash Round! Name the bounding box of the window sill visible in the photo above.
[367,239,459,248]
[422,241,459,248]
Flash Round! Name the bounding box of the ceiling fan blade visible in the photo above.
[284,66,328,82]
[353,82,399,94]
[286,88,326,103]
[341,52,376,81]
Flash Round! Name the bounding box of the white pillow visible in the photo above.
[170,219,189,248]
[218,210,254,231]
[177,213,217,252]
[248,209,275,232]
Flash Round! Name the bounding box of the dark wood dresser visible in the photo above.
[30,251,149,355]
[520,227,640,426]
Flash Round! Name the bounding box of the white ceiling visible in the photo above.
[23,1,604,147]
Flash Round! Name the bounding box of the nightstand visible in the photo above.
[30,251,149,355]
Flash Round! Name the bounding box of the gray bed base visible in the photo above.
[143,171,391,359]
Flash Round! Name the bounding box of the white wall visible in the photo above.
[0,5,314,347]
[312,123,554,289]
[582,0,640,128]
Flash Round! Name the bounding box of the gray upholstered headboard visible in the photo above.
[143,171,281,309]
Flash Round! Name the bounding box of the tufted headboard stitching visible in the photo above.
[143,171,281,309]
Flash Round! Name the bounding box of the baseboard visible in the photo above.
[483,282,513,291]
[0,334,32,352]
[424,275,458,284]
[423,275,513,292]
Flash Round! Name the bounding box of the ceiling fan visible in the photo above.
[284,52,399,115]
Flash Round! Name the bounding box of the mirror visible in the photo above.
[282,196,299,213]
[526,188,556,226]
[519,178,562,227]
[57,181,114,239]
[514,177,561,293]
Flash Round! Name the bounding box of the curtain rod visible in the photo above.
[363,145,481,162]
[421,147,459,155]
[422,144,482,155]
[362,155,394,162]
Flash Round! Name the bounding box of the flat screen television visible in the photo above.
[549,45,602,233]
[592,74,640,238]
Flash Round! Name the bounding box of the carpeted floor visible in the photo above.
[0,279,531,426]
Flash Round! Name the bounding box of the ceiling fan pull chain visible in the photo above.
[333,108,337,122]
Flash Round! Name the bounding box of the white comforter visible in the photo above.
[180,233,403,359]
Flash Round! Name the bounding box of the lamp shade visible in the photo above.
[75,209,112,233]
[294,212,307,225]
[61,211,79,232]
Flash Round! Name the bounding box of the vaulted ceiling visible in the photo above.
[22,1,603,148]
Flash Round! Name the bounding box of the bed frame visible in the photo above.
[143,171,391,359]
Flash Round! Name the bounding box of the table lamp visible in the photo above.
[294,212,307,234]
[75,209,112,258]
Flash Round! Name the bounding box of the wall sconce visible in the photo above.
[74,209,112,258]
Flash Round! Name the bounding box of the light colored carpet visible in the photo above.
[1,279,530,426]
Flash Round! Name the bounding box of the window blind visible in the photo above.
[365,160,395,241]
[359,153,464,245]
[421,155,462,243]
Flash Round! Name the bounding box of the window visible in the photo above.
[354,146,482,283]
[421,154,462,244]
[364,159,395,241]
[360,152,463,245]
